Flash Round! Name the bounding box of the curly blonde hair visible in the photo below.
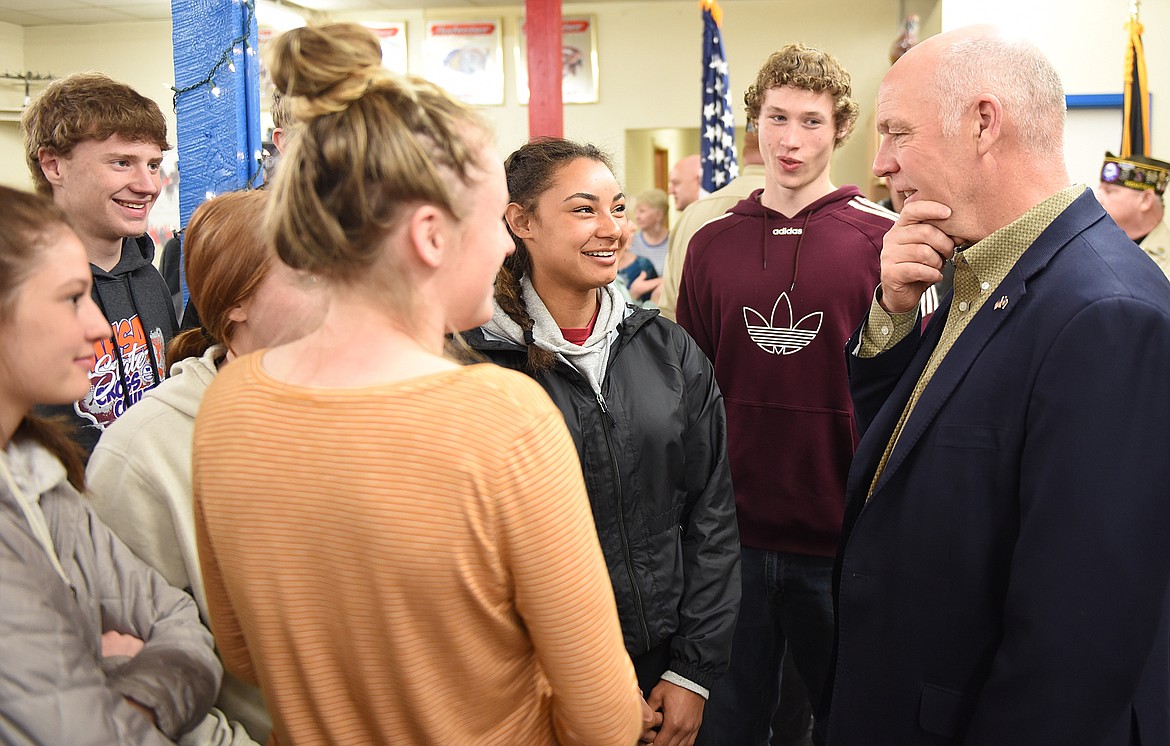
[744,43,859,148]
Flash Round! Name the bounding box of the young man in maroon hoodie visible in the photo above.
[677,44,894,746]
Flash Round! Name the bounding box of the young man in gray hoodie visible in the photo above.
[22,72,178,455]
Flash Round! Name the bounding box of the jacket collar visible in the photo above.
[861,189,1106,502]
[467,302,660,355]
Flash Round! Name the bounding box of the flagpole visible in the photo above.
[1121,0,1149,157]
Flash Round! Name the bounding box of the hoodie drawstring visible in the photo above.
[89,284,131,405]
[126,275,165,383]
[762,209,813,291]
[90,266,166,419]
[761,212,769,270]
[790,211,812,292]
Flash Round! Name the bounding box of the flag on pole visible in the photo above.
[700,0,737,192]
[1121,3,1149,158]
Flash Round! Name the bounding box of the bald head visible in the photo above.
[743,131,763,166]
[669,155,702,211]
[904,26,1066,158]
[874,26,1071,243]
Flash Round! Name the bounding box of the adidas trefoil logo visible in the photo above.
[743,292,823,355]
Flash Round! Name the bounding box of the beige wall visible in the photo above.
[2,0,1167,203]
[0,1,911,199]
[0,19,174,191]
[332,0,909,203]
[0,21,27,189]
[941,0,1170,188]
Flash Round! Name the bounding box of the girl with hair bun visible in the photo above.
[88,188,326,745]
[465,138,741,746]
[0,185,221,744]
[191,23,642,746]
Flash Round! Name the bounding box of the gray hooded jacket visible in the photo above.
[0,437,221,744]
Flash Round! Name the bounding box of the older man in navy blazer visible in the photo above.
[829,25,1170,746]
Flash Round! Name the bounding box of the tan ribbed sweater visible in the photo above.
[193,355,642,746]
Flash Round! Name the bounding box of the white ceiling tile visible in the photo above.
[0,9,60,24]
[108,3,169,19]
[15,5,136,22]
[0,0,86,11]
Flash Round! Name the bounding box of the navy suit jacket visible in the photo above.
[829,191,1170,745]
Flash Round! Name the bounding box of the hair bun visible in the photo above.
[267,23,386,119]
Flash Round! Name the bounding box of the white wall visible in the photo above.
[0,21,27,189]
[2,0,1167,204]
[1,20,174,192]
[942,0,1170,187]
[334,0,908,202]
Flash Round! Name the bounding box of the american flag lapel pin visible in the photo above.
[993,295,1009,311]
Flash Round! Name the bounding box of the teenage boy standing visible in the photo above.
[22,72,177,454]
[677,44,894,745]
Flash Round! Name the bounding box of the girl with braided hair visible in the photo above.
[465,138,741,746]
[191,25,642,746]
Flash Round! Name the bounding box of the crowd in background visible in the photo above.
[3,19,1170,746]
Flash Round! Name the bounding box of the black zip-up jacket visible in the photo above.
[465,306,741,690]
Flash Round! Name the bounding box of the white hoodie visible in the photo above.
[88,345,269,746]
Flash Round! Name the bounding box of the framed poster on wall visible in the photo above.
[364,21,408,75]
[423,19,504,106]
[515,15,599,105]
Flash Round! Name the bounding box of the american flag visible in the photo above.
[700,0,737,192]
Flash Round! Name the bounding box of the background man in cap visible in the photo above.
[1097,151,1169,276]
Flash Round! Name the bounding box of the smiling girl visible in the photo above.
[0,185,220,744]
[466,138,741,746]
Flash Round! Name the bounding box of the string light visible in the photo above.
[170,0,256,111]
[171,0,267,194]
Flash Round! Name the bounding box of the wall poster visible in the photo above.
[423,19,504,106]
[516,15,599,105]
[363,21,408,75]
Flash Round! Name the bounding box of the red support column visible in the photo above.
[525,0,563,138]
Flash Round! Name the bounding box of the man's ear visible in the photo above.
[972,94,1003,156]
[408,204,448,269]
[1139,188,1159,214]
[504,203,532,240]
[37,147,67,189]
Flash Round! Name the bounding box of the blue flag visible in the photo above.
[700,0,737,192]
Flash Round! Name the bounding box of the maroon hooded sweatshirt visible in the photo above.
[676,186,894,557]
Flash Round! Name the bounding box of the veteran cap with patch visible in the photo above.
[1100,152,1170,196]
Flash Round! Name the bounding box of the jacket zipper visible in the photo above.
[596,388,652,652]
[477,323,658,651]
